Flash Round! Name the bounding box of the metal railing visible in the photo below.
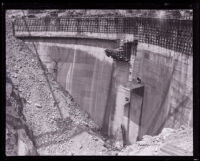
[14,17,193,55]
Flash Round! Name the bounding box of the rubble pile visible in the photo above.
[118,126,193,156]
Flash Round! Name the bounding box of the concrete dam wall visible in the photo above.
[22,36,192,144]
[135,44,193,139]
[28,41,114,128]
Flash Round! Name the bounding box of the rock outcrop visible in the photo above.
[6,75,38,156]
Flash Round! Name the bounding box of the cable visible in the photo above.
[20,10,64,119]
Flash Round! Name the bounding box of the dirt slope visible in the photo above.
[6,16,119,155]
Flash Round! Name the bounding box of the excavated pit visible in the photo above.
[6,13,193,156]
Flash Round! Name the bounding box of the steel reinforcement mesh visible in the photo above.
[14,17,192,55]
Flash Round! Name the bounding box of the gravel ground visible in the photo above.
[118,126,193,156]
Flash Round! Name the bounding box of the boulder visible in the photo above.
[35,103,42,108]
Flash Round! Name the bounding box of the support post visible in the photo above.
[111,39,142,147]
[128,40,138,82]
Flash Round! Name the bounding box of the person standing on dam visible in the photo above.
[44,15,51,31]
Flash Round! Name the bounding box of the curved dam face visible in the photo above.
[23,37,193,144]
[25,39,131,137]
[36,42,114,127]
[135,45,193,138]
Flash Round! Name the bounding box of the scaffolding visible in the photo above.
[14,17,192,56]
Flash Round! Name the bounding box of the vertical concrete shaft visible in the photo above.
[113,85,130,140]
[112,40,140,145]
[128,40,138,82]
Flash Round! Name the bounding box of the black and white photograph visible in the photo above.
[5,8,194,156]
